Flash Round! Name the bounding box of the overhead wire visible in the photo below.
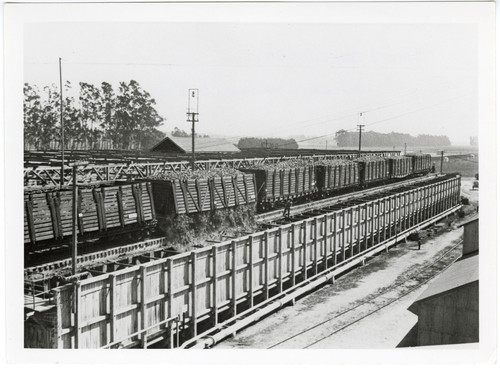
[26,59,471,151]
[194,87,469,151]
[269,91,472,149]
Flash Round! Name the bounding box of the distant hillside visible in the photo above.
[335,130,451,148]
[288,135,337,150]
[238,137,298,150]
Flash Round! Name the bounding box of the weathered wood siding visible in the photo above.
[152,174,256,215]
[24,182,155,249]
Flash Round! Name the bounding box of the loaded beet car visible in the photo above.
[24,181,157,253]
[146,168,256,217]
[315,159,359,195]
[406,153,432,175]
[355,156,390,187]
[387,156,413,179]
[239,159,316,211]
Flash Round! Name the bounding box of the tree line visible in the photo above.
[24,81,165,150]
[335,130,451,148]
[237,137,298,149]
[171,127,209,138]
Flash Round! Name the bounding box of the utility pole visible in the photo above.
[357,125,364,157]
[59,57,65,187]
[404,143,407,155]
[357,112,365,158]
[187,89,199,169]
[71,161,87,275]
[71,163,78,275]
[440,150,444,174]
[70,160,86,350]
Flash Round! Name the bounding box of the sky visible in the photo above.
[24,21,478,145]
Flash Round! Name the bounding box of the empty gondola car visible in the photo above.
[24,181,157,252]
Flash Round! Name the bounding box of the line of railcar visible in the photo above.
[241,153,432,210]
[24,153,432,258]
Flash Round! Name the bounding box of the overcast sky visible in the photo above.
[24,22,477,145]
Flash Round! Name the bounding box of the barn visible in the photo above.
[150,136,240,154]
[406,216,479,346]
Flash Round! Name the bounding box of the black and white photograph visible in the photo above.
[3,0,496,364]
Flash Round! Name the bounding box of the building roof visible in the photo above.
[151,136,240,153]
[414,254,478,304]
[456,215,479,228]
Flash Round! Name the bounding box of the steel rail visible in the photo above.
[302,241,464,348]
[24,237,169,276]
[267,237,464,349]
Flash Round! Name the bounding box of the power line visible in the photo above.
[26,60,471,152]
[26,61,182,67]
[193,87,469,151]
[270,92,472,149]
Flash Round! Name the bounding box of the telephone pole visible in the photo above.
[187,89,199,169]
[71,163,79,276]
[59,57,65,187]
[357,112,365,158]
[71,161,88,276]
[404,143,407,155]
[440,150,445,174]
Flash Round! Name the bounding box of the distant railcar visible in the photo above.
[315,160,359,194]
[406,153,432,175]
[388,156,413,179]
[356,156,390,187]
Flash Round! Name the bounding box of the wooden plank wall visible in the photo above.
[169,174,256,215]
[53,176,461,348]
[262,166,316,201]
[24,182,155,248]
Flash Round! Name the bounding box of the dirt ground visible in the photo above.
[213,178,478,349]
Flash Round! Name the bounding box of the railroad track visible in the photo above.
[265,238,464,349]
[24,237,171,276]
[26,174,452,282]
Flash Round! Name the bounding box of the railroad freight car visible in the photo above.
[356,156,390,187]
[240,160,316,210]
[407,153,432,174]
[24,181,156,251]
[149,172,256,216]
[388,156,413,179]
[315,159,359,195]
